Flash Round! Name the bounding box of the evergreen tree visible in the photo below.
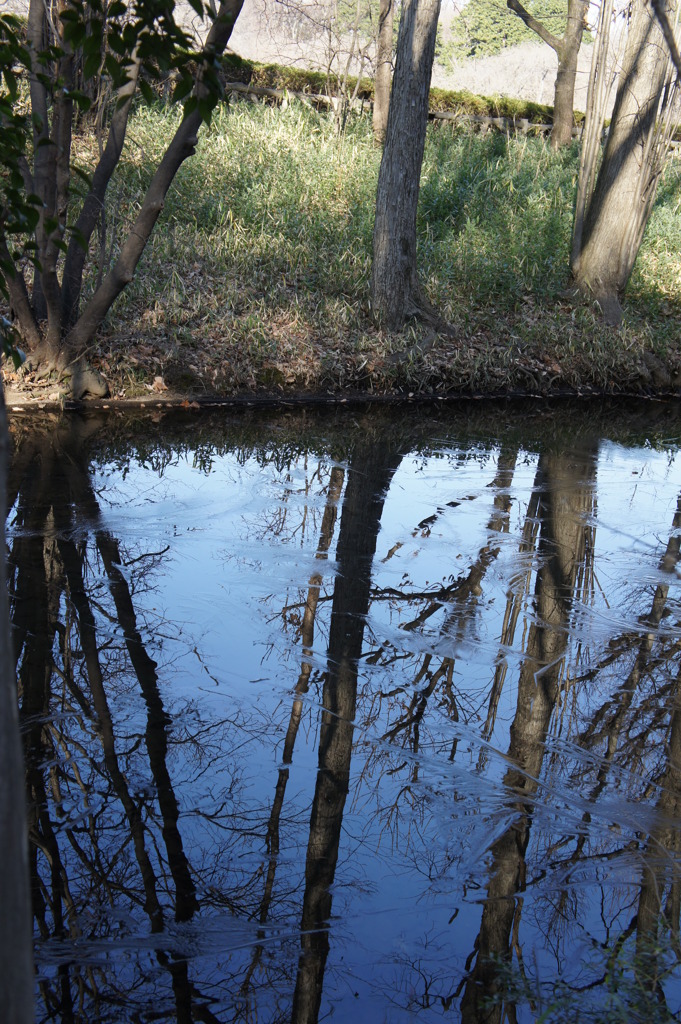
[444,0,566,61]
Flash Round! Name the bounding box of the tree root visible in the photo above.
[19,351,109,400]
[404,286,458,339]
[563,283,624,327]
[62,360,109,401]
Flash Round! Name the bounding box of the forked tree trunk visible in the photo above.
[5,0,245,398]
[507,0,588,150]
[373,0,394,145]
[571,0,676,322]
[370,0,441,328]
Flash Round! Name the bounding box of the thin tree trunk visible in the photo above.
[60,55,142,328]
[551,0,589,149]
[0,386,34,1024]
[27,0,50,325]
[373,0,394,145]
[370,0,441,328]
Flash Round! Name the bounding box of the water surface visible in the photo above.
[9,400,681,1023]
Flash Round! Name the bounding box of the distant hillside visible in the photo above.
[3,0,595,109]
[225,0,594,108]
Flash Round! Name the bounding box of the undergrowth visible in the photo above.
[74,98,681,397]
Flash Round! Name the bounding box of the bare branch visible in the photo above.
[506,0,562,53]
[652,0,681,77]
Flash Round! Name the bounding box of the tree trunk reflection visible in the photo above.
[240,465,346,999]
[9,418,200,1018]
[461,445,597,1023]
[292,438,402,1024]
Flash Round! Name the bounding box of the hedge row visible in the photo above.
[219,52,584,126]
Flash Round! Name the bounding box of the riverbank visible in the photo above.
[4,99,681,410]
[5,328,680,413]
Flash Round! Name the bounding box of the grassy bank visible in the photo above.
[32,98,681,400]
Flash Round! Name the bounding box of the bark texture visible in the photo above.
[373,0,394,145]
[370,0,441,328]
[571,0,676,321]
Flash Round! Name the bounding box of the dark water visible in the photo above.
[9,400,681,1024]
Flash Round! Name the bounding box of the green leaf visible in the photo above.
[104,53,125,83]
[68,89,92,111]
[83,28,103,57]
[2,68,17,100]
[139,79,155,105]
[83,51,101,79]
[62,20,88,47]
[172,74,193,102]
[107,31,127,56]
[0,319,25,369]
[71,166,93,190]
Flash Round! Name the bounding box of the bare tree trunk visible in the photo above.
[551,0,589,148]
[507,0,588,149]
[373,0,394,145]
[571,0,677,323]
[60,55,142,329]
[0,388,35,1024]
[370,0,441,328]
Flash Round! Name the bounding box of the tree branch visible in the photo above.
[652,0,681,77]
[506,0,562,53]
[61,53,142,327]
[0,234,41,349]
